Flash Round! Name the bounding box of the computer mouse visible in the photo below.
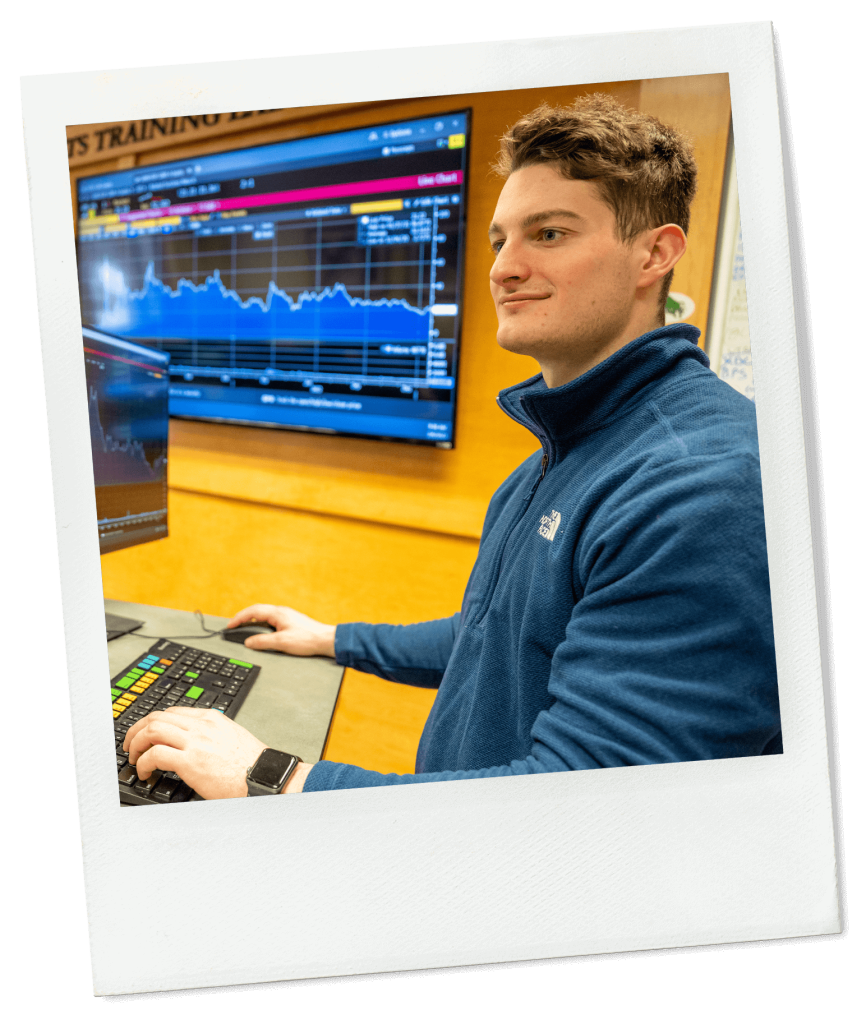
[222,622,277,644]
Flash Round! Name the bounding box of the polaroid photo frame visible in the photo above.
[21,21,839,995]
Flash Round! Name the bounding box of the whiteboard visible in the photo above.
[707,148,755,400]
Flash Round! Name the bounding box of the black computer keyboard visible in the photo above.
[111,638,261,807]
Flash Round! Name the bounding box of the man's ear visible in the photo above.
[637,224,687,289]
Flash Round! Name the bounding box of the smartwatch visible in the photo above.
[246,748,301,796]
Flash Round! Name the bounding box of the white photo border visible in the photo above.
[21,21,838,995]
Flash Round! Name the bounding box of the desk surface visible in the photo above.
[105,599,344,764]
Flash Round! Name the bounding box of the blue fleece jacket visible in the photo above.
[304,324,781,791]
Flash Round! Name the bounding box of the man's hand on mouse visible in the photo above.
[224,603,337,657]
[123,707,314,799]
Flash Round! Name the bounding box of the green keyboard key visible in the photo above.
[115,677,134,690]
[229,659,252,668]
[111,688,122,699]
[184,671,200,679]
[185,685,204,700]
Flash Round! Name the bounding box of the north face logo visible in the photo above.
[538,510,561,541]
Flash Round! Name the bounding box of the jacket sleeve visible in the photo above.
[334,614,461,688]
[306,451,780,791]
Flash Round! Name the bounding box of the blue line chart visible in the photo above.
[88,384,166,487]
[96,261,433,343]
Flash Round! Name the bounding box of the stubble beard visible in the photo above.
[497,300,634,379]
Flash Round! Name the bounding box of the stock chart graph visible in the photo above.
[83,328,169,552]
[96,262,433,343]
[75,111,470,445]
[88,381,166,487]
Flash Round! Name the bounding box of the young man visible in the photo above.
[124,95,781,797]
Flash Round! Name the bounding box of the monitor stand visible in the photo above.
[106,611,144,642]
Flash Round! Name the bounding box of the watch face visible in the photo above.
[249,749,295,788]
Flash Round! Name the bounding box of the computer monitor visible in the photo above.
[83,326,169,554]
[74,109,471,447]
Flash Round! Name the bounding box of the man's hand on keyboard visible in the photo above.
[225,603,337,657]
[123,706,309,799]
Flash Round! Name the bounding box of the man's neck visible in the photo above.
[539,316,665,389]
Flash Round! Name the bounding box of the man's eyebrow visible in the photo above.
[487,209,584,236]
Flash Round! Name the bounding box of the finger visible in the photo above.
[244,630,287,651]
[123,707,201,753]
[123,712,159,750]
[128,717,194,765]
[134,743,188,781]
[225,604,275,629]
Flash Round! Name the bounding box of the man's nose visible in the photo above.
[490,239,530,287]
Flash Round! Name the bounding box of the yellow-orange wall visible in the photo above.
[75,75,732,775]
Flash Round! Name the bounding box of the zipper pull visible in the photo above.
[540,452,548,478]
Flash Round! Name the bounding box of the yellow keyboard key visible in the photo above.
[112,702,125,712]
[113,710,121,718]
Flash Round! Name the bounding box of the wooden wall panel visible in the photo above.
[639,74,732,344]
[100,489,479,626]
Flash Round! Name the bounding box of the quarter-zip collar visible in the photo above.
[496,324,705,459]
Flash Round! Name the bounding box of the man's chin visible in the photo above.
[496,328,540,358]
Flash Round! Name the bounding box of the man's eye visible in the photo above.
[541,228,561,242]
[491,240,504,254]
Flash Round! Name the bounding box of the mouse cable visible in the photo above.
[127,609,227,641]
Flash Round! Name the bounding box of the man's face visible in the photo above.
[488,163,650,381]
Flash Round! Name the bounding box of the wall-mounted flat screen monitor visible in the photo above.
[74,109,471,447]
[83,326,169,553]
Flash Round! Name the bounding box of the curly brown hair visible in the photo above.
[495,94,698,308]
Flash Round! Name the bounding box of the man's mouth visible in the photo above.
[500,293,549,307]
